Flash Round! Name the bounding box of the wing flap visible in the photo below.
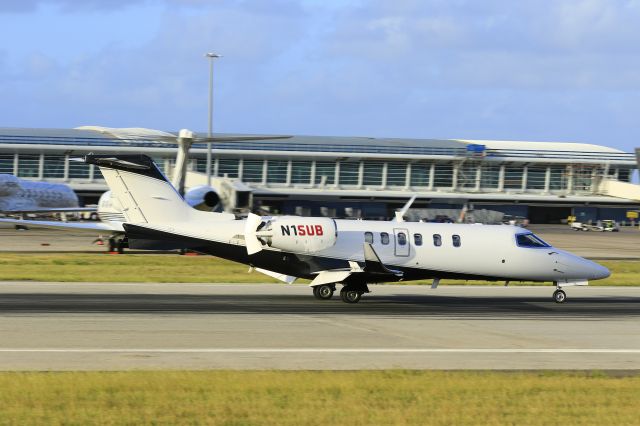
[254,268,297,284]
[310,270,352,286]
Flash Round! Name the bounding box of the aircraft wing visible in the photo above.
[310,243,403,286]
[0,218,123,234]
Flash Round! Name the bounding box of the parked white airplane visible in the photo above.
[85,154,610,304]
[0,174,82,213]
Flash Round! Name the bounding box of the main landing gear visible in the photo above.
[108,237,128,254]
[312,283,369,304]
[312,284,335,300]
[340,287,363,304]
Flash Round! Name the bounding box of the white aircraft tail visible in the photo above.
[85,154,233,224]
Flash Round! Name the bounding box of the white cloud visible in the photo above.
[2,0,640,151]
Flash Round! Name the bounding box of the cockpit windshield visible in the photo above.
[516,233,551,248]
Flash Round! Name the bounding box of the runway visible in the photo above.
[1,282,639,370]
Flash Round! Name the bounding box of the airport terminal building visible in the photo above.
[0,127,638,223]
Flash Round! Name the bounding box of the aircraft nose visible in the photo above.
[578,257,610,280]
[590,262,610,280]
[558,253,610,280]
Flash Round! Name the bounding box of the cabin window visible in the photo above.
[414,233,423,246]
[397,232,407,246]
[516,233,550,248]
[433,234,442,247]
[364,232,374,244]
[381,232,390,245]
[452,234,461,247]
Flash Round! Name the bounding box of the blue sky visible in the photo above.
[1,0,639,152]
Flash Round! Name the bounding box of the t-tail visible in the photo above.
[84,154,234,224]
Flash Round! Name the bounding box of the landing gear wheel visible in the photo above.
[340,287,362,304]
[313,285,335,300]
[553,289,566,304]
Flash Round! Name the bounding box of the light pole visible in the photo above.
[205,52,221,186]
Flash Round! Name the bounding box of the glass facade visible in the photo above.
[291,161,311,184]
[549,166,567,190]
[0,154,14,174]
[504,167,523,189]
[410,163,430,187]
[573,166,594,192]
[480,165,500,189]
[458,163,478,188]
[433,164,453,188]
[242,160,264,183]
[338,162,359,185]
[618,168,632,182]
[1,148,634,201]
[526,166,547,190]
[362,162,383,186]
[387,162,407,186]
[267,160,288,184]
[17,154,39,178]
[195,158,211,174]
[43,155,65,178]
[218,158,239,178]
[68,160,90,179]
[315,162,335,185]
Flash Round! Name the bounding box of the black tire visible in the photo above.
[340,287,362,304]
[313,285,334,300]
[117,239,126,254]
[553,289,566,304]
[108,238,116,252]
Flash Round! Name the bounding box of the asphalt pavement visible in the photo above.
[0,282,638,370]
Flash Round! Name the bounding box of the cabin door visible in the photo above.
[393,228,410,257]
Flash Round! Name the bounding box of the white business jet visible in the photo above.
[86,154,610,304]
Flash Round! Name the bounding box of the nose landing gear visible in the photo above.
[552,289,566,303]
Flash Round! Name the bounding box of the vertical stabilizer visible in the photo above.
[86,154,233,224]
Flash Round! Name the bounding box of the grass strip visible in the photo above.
[0,370,638,425]
[0,253,637,285]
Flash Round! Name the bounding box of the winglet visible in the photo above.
[393,195,417,222]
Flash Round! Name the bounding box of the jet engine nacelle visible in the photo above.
[184,185,221,212]
[246,215,337,255]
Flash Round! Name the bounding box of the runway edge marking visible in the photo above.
[1,348,640,354]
